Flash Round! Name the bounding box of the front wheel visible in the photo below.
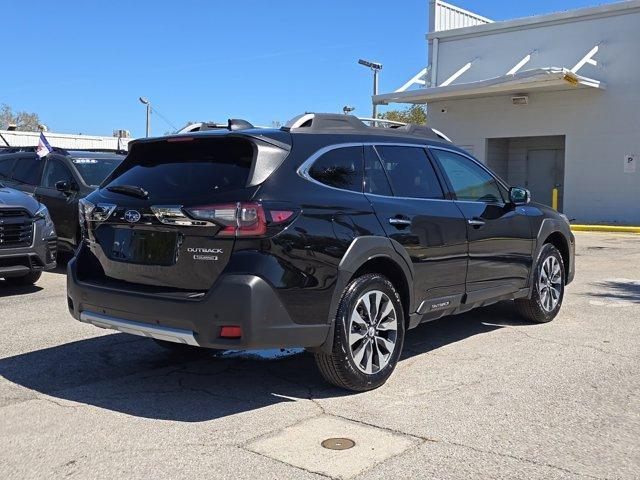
[314,273,405,391]
[515,243,565,323]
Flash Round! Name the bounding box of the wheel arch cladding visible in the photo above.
[351,257,411,327]
[543,231,570,281]
[532,218,573,285]
[315,236,414,353]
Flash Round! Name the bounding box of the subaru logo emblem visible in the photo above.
[124,210,141,223]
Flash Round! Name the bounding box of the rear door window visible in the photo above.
[308,146,363,192]
[11,156,43,185]
[105,138,254,201]
[375,145,443,199]
[364,146,392,196]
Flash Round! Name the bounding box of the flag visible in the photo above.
[36,132,53,158]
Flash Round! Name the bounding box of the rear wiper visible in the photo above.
[106,184,149,199]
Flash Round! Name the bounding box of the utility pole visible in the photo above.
[358,59,383,121]
[139,97,151,137]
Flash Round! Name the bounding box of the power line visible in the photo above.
[151,106,178,132]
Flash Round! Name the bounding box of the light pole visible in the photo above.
[139,97,151,137]
[358,59,382,120]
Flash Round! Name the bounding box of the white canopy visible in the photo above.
[373,67,606,105]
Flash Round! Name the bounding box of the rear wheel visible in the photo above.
[516,243,565,323]
[3,270,42,286]
[314,273,405,391]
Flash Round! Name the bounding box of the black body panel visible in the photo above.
[67,123,575,351]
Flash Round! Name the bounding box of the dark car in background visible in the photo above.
[66,114,575,391]
[0,148,124,254]
[0,184,57,285]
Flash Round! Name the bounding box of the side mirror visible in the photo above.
[55,180,76,193]
[509,187,530,205]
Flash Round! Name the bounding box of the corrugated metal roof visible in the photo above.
[0,130,130,151]
[430,0,493,32]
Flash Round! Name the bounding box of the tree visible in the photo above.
[379,105,427,125]
[0,104,42,131]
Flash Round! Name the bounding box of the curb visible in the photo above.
[571,224,640,234]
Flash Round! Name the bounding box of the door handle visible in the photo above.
[467,218,485,227]
[389,218,411,227]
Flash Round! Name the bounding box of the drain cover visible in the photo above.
[321,438,355,450]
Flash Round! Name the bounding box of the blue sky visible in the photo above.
[2,0,618,137]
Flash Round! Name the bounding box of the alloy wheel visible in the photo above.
[538,255,563,312]
[348,290,398,374]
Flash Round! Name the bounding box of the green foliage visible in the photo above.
[379,105,427,125]
[0,104,41,131]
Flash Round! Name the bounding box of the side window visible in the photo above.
[375,145,443,199]
[42,158,74,189]
[431,149,503,203]
[11,157,44,185]
[0,157,16,180]
[308,146,363,192]
[364,146,392,196]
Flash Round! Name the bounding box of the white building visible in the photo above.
[375,0,640,225]
[0,129,130,152]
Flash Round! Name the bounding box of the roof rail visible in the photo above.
[282,113,451,142]
[283,113,368,131]
[177,119,255,134]
[358,117,406,127]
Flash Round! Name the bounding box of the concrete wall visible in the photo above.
[427,4,640,224]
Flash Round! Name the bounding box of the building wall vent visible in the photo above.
[512,95,529,106]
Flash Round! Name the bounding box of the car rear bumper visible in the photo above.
[0,236,57,278]
[66,257,329,350]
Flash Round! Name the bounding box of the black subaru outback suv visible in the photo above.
[67,114,575,391]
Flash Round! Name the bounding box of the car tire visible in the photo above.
[4,270,42,286]
[515,243,565,323]
[314,273,405,391]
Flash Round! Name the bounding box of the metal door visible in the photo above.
[526,149,564,210]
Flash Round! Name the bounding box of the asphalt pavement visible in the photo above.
[0,232,638,479]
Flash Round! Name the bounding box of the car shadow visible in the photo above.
[0,302,531,422]
[0,280,43,297]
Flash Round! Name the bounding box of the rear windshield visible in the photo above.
[104,138,254,201]
[72,157,123,187]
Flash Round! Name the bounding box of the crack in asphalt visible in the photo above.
[442,439,614,480]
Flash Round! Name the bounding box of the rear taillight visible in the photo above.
[78,198,94,239]
[220,326,242,339]
[184,202,294,237]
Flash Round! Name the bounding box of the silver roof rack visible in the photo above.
[282,113,451,142]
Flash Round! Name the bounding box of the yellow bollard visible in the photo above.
[552,188,559,211]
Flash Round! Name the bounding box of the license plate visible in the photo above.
[110,229,178,266]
